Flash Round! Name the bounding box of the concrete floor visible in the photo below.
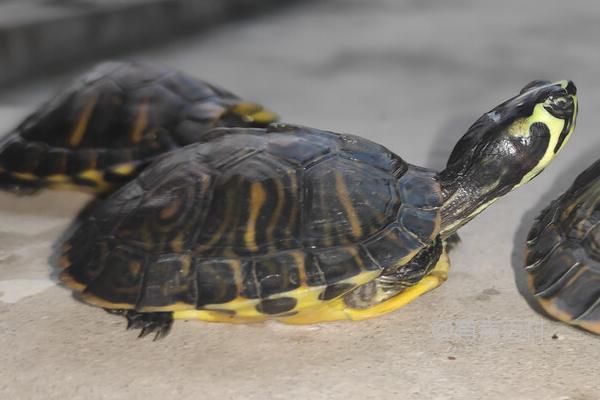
[1,1,600,399]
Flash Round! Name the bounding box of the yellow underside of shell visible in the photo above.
[61,243,451,324]
[66,269,378,322]
[172,250,450,324]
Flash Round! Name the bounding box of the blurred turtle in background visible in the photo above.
[0,61,278,194]
[525,157,600,335]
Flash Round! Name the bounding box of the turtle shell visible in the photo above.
[525,158,600,334]
[0,61,278,193]
[59,124,443,319]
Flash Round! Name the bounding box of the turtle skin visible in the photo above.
[525,158,600,335]
[59,124,444,337]
[0,61,278,194]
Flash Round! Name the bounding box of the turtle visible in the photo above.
[525,157,600,335]
[0,61,278,194]
[58,79,578,339]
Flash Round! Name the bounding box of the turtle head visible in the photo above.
[439,80,578,236]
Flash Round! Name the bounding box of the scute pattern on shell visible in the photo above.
[60,124,443,317]
[525,158,600,334]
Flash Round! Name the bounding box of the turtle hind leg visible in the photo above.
[281,242,450,325]
[105,309,174,340]
[342,248,450,321]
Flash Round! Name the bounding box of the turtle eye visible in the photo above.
[544,95,573,118]
[553,97,568,108]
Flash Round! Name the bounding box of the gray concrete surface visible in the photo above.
[1,1,600,399]
[0,0,296,87]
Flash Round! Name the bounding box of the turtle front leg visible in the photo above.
[444,233,462,252]
[342,249,449,320]
[280,245,450,325]
[105,309,173,340]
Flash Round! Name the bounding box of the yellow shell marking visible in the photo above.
[138,303,197,313]
[59,270,86,292]
[334,171,363,239]
[232,102,261,115]
[71,250,448,324]
[10,171,37,181]
[57,255,70,269]
[266,174,285,245]
[230,259,244,295]
[78,292,139,310]
[249,110,279,125]
[130,99,149,144]
[170,233,185,253]
[180,255,192,276]
[76,169,112,192]
[230,102,279,124]
[160,198,182,220]
[172,269,380,324]
[129,261,142,277]
[68,94,98,147]
[291,251,308,286]
[195,187,235,253]
[45,174,70,183]
[78,169,104,183]
[244,182,267,252]
[111,163,137,176]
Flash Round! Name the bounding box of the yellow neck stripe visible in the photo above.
[515,102,573,188]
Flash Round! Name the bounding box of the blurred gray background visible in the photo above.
[1,1,599,399]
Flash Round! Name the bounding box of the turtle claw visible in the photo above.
[105,309,173,340]
[138,324,172,341]
[136,317,173,341]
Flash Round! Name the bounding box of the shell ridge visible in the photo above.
[533,260,581,297]
[573,294,600,321]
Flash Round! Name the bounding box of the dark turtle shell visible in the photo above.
[0,61,278,193]
[59,124,443,318]
[525,158,600,334]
